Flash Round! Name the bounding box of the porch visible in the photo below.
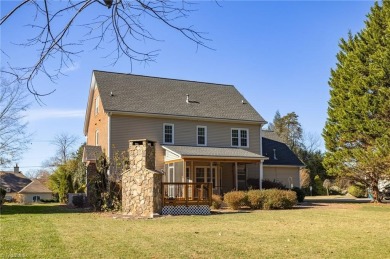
[162,145,268,196]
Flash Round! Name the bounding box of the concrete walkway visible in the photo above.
[304,195,372,203]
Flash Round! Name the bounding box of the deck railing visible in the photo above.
[162,182,213,207]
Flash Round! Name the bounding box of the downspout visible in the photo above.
[259,123,264,190]
[107,113,111,175]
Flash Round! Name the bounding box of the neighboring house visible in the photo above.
[0,164,31,201]
[18,180,53,203]
[262,130,304,188]
[83,71,303,196]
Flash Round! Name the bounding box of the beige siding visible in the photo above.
[263,166,301,188]
[20,193,53,203]
[110,115,261,170]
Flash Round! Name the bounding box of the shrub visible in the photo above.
[72,195,85,208]
[0,188,6,207]
[348,184,366,198]
[262,179,287,190]
[292,187,305,203]
[40,199,57,203]
[223,191,247,210]
[211,194,223,209]
[262,189,297,210]
[247,190,266,209]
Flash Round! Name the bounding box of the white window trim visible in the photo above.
[163,123,174,144]
[95,96,100,115]
[231,128,249,148]
[196,125,207,146]
[95,129,99,146]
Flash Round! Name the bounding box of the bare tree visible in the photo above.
[1,0,211,98]
[0,79,31,166]
[52,133,78,165]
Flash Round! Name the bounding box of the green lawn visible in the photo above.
[1,203,389,258]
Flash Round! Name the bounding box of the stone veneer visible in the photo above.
[122,139,162,218]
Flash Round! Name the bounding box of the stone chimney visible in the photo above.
[14,164,20,174]
[122,139,162,218]
[129,139,155,171]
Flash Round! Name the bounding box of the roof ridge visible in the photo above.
[93,70,235,88]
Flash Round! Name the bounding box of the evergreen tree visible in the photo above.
[267,110,281,131]
[323,1,390,201]
[274,112,303,154]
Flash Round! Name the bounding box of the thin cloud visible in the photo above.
[63,62,80,73]
[25,109,84,121]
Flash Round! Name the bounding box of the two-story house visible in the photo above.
[83,71,302,196]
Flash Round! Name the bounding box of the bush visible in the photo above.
[40,199,57,203]
[211,194,223,209]
[247,190,267,209]
[72,195,85,208]
[0,188,6,207]
[223,191,247,210]
[348,184,366,198]
[262,189,297,210]
[262,179,287,190]
[292,187,305,203]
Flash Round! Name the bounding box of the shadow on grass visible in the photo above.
[0,204,91,215]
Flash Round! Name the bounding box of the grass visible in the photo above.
[1,203,390,258]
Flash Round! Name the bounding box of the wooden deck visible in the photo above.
[162,182,213,207]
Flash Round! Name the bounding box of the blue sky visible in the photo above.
[1,1,374,172]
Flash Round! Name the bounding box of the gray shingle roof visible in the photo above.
[83,145,103,162]
[163,145,265,160]
[93,71,265,123]
[18,180,52,194]
[262,131,304,166]
[0,171,31,192]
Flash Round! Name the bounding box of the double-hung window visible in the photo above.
[197,126,207,146]
[163,123,174,144]
[231,128,249,148]
[95,96,100,115]
[95,130,99,146]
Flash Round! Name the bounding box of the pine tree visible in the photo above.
[323,1,390,201]
[274,112,303,154]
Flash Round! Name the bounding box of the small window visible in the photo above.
[163,123,174,144]
[197,126,207,146]
[95,130,99,146]
[95,96,100,115]
[231,128,249,148]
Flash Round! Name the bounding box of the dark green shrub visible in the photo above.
[40,199,57,203]
[247,179,287,190]
[223,191,247,210]
[292,187,305,203]
[262,179,287,190]
[348,184,366,198]
[211,194,223,209]
[262,189,297,210]
[0,188,6,207]
[247,190,266,209]
[72,195,84,208]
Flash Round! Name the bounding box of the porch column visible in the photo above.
[210,162,213,184]
[259,160,264,190]
[235,162,238,190]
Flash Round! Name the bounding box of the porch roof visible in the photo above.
[162,145,267,162]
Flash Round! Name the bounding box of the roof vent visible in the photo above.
[186,94,189,104]
[110,91,114,96]
[242,100,247,104]
[273,149,278,160]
